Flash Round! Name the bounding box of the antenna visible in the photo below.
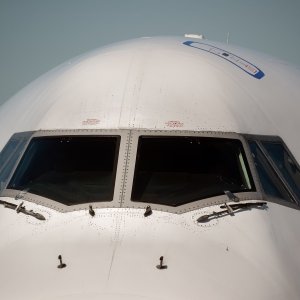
[226,32,230,45]
[184,34,204,40]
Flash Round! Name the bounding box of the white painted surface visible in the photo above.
[0,198,299,300]
[0,36,300,299]
[0,36,300,161]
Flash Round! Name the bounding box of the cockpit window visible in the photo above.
[131,136,254,206]
[247,137,300,205]
[262,141,300,200]
[0,132,33,194]
[248,141,292,202]
[8,136,120,205]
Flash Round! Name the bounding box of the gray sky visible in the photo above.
[1,0,300,104]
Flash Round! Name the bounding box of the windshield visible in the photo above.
[248,141,292,202]
[131,136,255,206]
[7,135,120,205]
[247,137,300,205]
[0,132,33,193]
[262,141,300,200]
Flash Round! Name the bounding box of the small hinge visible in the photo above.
[224,190,239,202]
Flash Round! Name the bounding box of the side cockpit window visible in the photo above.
[247,137,300,205]
[7,135,120,205]
[131,136,255,206]
[0,132,33,194]
[262,141,300,200]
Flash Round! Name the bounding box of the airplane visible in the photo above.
[0,35,300,300]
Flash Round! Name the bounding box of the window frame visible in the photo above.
[0,131,34,193]
[245,134,300,207]
[1,129,130,212]
[122,130,263,214]
[5,130,296,214]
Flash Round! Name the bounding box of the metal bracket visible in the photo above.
[224,190,239,202]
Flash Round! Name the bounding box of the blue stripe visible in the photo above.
[183,41,265,80]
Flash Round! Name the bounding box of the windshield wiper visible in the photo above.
[219,201,267,211]
[0,199,46,221]
[197,201,267,223]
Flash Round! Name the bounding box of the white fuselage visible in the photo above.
[0,36,300,300]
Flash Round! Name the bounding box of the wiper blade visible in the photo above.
[197,210,227,223]
[0,199,46,221]
[197,201,267,223]
[219,201,267,210]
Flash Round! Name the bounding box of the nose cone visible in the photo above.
[0,201,300,300]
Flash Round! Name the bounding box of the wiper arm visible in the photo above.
[219,201,267,211]
[197,201,267,223]
[0,199,46,221]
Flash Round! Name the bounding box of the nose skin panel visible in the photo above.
[0,201,300,300]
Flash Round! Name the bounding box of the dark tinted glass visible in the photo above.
[8,136,120,205]
[262,141,300,200]
[249,141,292,202]
[131,136,254,206]
[0,132,33,193]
